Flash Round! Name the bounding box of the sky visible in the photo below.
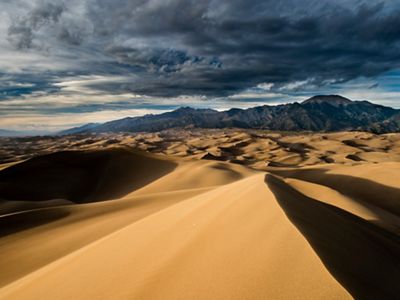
[1,0,400,132]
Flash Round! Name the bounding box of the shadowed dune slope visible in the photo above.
[0,148,176,204]
[266,174,400,299]
[268,163,400,217]
[0,145,400,299]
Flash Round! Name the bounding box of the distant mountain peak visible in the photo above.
[302,95,352,106]
[175,106,195,112]
[174,107,215,112]
[171,107,217,116]
[57,95,400,135]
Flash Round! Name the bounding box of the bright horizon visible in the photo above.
[1,1,400,131]
[1,93,398,133]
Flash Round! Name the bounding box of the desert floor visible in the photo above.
[0,129,399,299]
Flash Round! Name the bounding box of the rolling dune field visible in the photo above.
[0,130,399,299]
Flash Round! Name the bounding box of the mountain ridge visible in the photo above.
[59,95,400,135]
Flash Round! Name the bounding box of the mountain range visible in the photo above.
[60,95,400,135]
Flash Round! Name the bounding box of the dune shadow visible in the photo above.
[268,168,400,217]
[0,148,177,204]
[265,174,400,299]
[0,208,70,238]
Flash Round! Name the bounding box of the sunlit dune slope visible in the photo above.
[0,147,399,299]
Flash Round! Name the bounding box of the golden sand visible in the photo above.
[1,130,399,299]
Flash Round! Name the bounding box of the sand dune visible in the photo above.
[266,174,400,299]
[2,129,400,168]
[0,148,176,204]
[0,132,399,299]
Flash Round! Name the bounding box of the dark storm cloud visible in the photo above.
[4,0,400,98]
[7,2,64,49]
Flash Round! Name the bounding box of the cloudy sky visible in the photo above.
[1,0,400,131]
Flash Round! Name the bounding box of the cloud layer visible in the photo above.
[1,0,400,130]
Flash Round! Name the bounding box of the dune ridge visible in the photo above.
[0,136,399,299]
[266,174,400,299]
[0,148,176,204]
[2,130,400,169]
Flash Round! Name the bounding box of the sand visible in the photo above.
[0,130,399,299]
[2,130,400,168]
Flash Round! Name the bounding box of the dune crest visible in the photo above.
[0,148,176,215]
[0,137,399,299]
